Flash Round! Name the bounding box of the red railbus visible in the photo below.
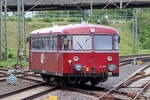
[29,24,120,86]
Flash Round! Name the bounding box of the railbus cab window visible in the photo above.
[31,35,57,50]
[59,35,71,50]
[73,35,92,50]
[94,35,112,50]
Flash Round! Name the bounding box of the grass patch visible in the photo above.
[0,58,28,68]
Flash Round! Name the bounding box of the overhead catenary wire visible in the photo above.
[95,0,113,17]
[112,0,119,8]
[26,0,44,12]
[72,0,90,21]
[94,0,133,20]
[123,0,132,8]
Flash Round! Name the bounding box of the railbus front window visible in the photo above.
[94,35,112,50]
[73,35,92,50]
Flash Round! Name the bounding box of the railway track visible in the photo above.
[22,86,59,100]
[59,64,150,100]
[0,80,59,100]
[0,68,47,99]
[0,68,60,100]
[0,54,149,100]
[98,65,150,100]
[119,54,150,66]
[0,82,46,99]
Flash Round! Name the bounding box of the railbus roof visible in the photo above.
[30,24,118,35]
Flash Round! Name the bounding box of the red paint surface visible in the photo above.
[62,53,119,74]
[29,52,119,75]
[63,26,118,34]
[29,52,61,73]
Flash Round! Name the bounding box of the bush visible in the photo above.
[0,58,17,68]
[42,17,52,23]
[26,18,32,22]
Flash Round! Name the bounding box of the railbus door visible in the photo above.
[57,35,64,75]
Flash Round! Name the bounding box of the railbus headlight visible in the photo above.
[107,56,112,62]
[73,64,83,71]
[68,60,72,66]
[107,64,117,72]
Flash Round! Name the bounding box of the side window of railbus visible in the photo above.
[32,37,40,50]
[39,37,45,50]
[45,36,50,50]
[59,35,71,50]
[94,35,112,50]
[53,35,57,50]
[44,35,57,50]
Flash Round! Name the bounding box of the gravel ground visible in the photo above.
[2,86,51,100]
[100,62,150,88]
[34,90,97,100]
[144,86,150,98]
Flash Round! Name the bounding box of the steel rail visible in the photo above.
[120,54,150,59]
[121,74,150,87]
[18,76,43,83]
[0,68,9,71]
[0,78,7,82]
[97,87,118,100]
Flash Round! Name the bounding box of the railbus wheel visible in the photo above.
[56,77,69,88]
